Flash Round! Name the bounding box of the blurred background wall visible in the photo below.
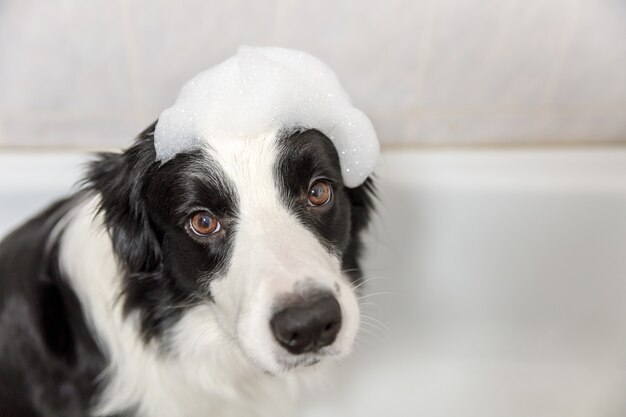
[1,0,625,149]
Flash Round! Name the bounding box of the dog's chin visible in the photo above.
[239,341,351,376]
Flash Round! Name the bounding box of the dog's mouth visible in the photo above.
[231,323,348,375]
[278,356,321,371]
[274,345,343,371]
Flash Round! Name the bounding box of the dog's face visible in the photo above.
[92,126,374,375]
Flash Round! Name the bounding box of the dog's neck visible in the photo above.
[58,196,311,417]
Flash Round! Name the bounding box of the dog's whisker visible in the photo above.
[359,321,389,339]
[359,317,388,334]
[352,276,393,291]
[359,321,387,336]
[358,302,383,316]
[360,314,392,335]
[357,327,389,346]
[357,291,405,300]
[359,324,390,342]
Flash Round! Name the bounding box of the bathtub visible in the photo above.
[1,148,625,416]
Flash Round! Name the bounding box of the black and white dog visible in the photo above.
[0,124,375,416]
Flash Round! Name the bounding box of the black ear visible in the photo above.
[85,123,162,273]
[342,177,377,282]
[86,124,193,339]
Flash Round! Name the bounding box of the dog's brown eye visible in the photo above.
[189,211,221,236]
[308,180,333,207]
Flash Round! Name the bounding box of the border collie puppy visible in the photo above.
[0,124,375,417]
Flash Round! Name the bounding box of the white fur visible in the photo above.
[204,132,360,374]
[57,131,360,417]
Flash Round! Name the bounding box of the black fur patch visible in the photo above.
[0,197,107,417]
[86,123,239,341]
[275,129,376,283]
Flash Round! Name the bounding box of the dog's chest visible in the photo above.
[97,351,300,417]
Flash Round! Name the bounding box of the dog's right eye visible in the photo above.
[188,211,221,236]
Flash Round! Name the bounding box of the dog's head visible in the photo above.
[88,123,375,374]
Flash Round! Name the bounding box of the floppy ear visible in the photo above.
[85,123,162,274]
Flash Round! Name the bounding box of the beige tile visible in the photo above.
[0,0,137,145]
[380,107,626,145]
[415,0,577,110]
[2,115,138,148]
[0,116,5,145]
[273,0,430,116]
[125,0,278,120]
[550,0,626,108]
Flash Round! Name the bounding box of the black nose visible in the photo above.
[270,293,342,355]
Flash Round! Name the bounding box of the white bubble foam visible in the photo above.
[154,46,379,188]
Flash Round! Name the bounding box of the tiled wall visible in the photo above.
[0,0,624,148]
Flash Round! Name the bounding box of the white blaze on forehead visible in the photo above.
[154,46,379,188]
[202,132,360,374]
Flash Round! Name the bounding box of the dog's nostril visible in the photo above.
[288,332,300,345]
[323,320,338,334]
[270,293,342,355]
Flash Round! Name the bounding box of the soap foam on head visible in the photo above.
[154,46,379,188]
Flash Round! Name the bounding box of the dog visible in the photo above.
[0,123,375,417]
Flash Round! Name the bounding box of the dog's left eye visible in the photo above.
[308,180,333,207]
[188,211,221,236]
